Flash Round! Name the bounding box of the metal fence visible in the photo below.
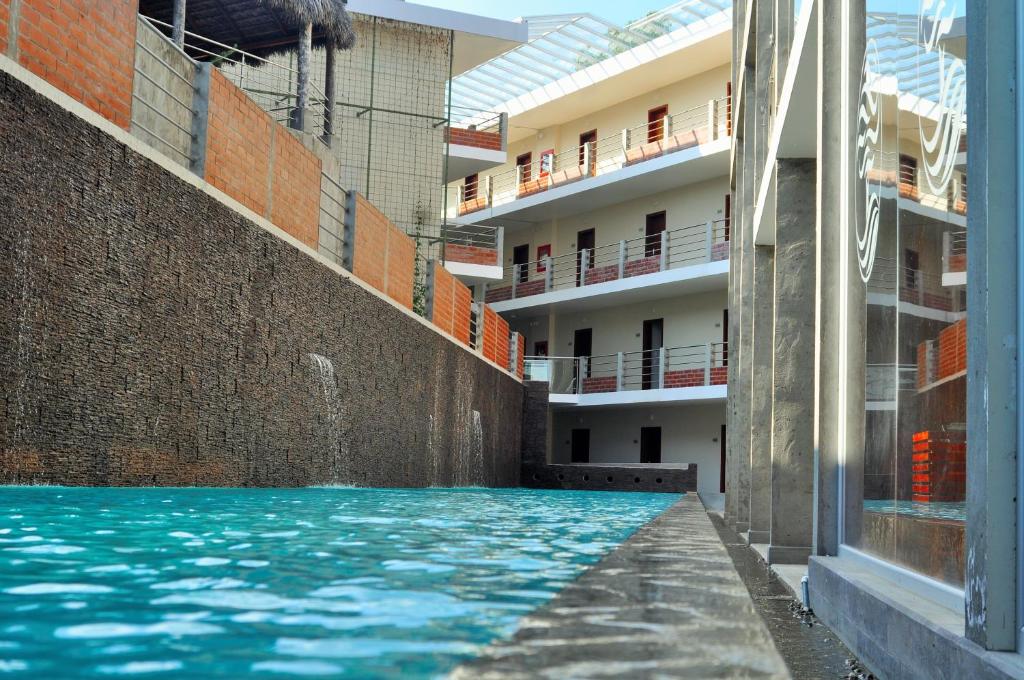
[319,172,351,267]
[142,16,330,138]
[456,97,730,215]
[131,16,199,168]
[484,219,729,303]
[526,342,728,395]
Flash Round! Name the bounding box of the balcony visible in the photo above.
[444,107,508,183]
[867,258,966,321]
[454,98,731,225]
[485,220,729,314]
[864,159,967,227]
[442,223,504,281]
[525,342,728,408]
[941,228,967,287]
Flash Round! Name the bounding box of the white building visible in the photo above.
[441,0,734,504]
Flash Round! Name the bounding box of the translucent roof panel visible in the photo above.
[449,0,731,120]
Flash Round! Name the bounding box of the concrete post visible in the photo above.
[618,240,626,279]
[172,0,187,48]
[511,264,519,299]
[703,343,711,386]
[341,190,357,272]
[189,63,212,178]
[499,112,509,150]
[495,227,504,261]
[616,352,624,391]
[705,220,714,262]
[659,230,669,271]
[580,249,590,285]
[424,260,436,322]
[659,346,667,389]
[748,245,775,545]
[621,127,630,154]
[484,176,493,207]
[577,356,588,394]
[544,256,553,291]
[768,158,817,565]
[965,0,1018,649]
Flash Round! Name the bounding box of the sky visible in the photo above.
[412,0,673,25]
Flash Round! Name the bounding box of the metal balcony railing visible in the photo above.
[525,342,728,396]
[865,363,918,402]
[447,106,508,152]
[456,97,730,216]
[484,219,729,304]
[942,229,967,276]
[442,224,505,267]
[866,257,964,312]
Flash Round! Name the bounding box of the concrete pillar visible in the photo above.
[965,0,1018,650]
[768,158,816,564]
[748,244,774,544]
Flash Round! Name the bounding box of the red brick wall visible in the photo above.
[352,193,390,294]
[431,262,455,335]
[937,318,967,380]
[494,314,510,370]
[452,282,471,345]
[515,334,525,379]
[0,0,9,54]
[482,305,498,363]
[582,376,616,393]
[271,128,321,249]
[15,0,138,129]
[446,243,498,266]
[446,127,502,151]
[206,70,272,218]
[386,224,415,310]
[349,193,415,311]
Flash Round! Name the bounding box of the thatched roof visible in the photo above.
[139,0,355,58]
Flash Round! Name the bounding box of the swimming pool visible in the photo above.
[0,487,677,678]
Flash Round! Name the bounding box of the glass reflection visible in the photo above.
[848,0,967,587]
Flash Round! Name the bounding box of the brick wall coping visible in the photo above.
[0,53,521,384]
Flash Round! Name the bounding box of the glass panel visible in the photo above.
[846,0,968,587]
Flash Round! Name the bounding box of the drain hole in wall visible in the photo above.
[532,474,539,481]
[557,473,565,481]
[583,474,590,481]
[633,477,641,484]
[656,478,663,484]
[606,476,613,483]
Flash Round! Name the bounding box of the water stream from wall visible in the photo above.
[307,353,348,483]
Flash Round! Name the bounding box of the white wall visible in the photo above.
[552,403,727,497]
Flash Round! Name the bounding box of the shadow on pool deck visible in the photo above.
[450,495,791,679]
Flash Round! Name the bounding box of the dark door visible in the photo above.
[647,105,669,143]
[579,130,597,174]
[645,211,667,257]
[576,228,595,285]
[571,429,590,463]
[720,424,726,492]
[642,318,664,390]
[516,152,532,184]
[640,427,662,464]
[513,244,529,283]
[573,328,592,380]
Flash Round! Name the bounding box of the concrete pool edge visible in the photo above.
[449,495,791,679]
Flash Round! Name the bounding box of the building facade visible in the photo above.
[730,0,1024,676]
[444,1,735,502]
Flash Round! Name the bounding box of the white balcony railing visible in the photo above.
[456,97,730,216]
[484,219,729,304]
[525,342,728,396]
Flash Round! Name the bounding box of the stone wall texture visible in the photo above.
[0,70,523,488]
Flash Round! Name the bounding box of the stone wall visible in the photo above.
[0,69,523,488]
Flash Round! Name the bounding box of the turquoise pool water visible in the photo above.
[0,487,676,678]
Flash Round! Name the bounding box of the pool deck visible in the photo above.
[451,495,791,679]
